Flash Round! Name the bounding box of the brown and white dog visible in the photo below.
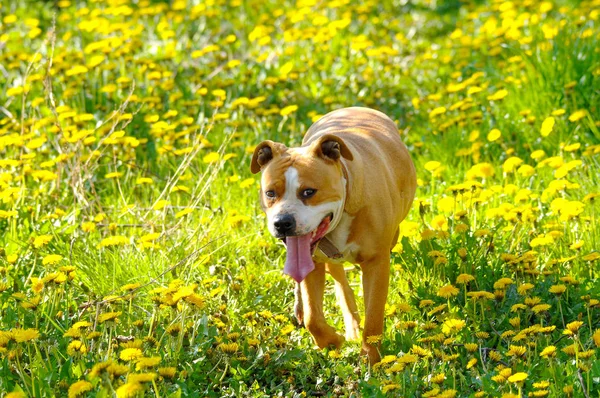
[250,107,416,363]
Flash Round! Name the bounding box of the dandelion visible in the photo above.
[507,345,527,357]
[437,284,459,298]
[42,254,63,266]
[466,358,478,369]
[98,311,121,323]
[507,372,528,383]
[32,235,53,248]
[120,348,143,361]
[98,236,129,248]
[67,340,87,356]
[218,342,239,354]
[366,335,382,344]
[456,274,475,284]
[540,346,557,358]
[540,117,555,137]
[135,357,161,370]
[116,382,144,398]
[158,367,177,379]
[563,321,583,335]
[202,152,220,164]
[568,110,587,122]
[487,129,501,142]
[128,373,157,383]
[382,383,401,393]
[549,284,566,295]
[487,89,508,101]
[517,283,534,295]
[11,328,40,343]
[442,319,466,335]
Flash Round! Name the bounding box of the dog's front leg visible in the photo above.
[326,262,361,341]
[301,262,345,349]
[294,283,303,325]
[360,255,390,364]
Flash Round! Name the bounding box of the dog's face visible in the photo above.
[251,135,353,252]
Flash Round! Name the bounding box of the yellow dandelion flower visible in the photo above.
[116,382,144,398]
[437,284,459,298]
[218,342,239,353]
[158,367,177,378]
[11,328,40,343]
[564,321,583,335]
[98,236,129,248]
[280,105,298,116]
[507,372,528,383]
[540,117,555,137]
[487,129,501,142]
[456,274,475,284]
[128,373,157,383]
[517,283,534,295]
[366,335,382,344]
[120,348,143,361]
[32,235,53,248]
[487,89,508,101]
[466,358,478,369]
[568,110,587,122]
[540,346,556,358]
[42,254,63,266]
[202,152,220,164]
[424,161,442,171]
[382,383,401,393]
[67,340,87,356]
[548,284,566,295]
[507,345,527,357]
[419,299,434,308]
[430,372,445,384]
[104,172,123,179]
[442,319,466,335]
[98,311,121,323]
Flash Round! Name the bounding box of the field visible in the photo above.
[1,0,600,396]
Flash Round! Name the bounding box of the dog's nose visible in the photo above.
[274,214,296,235]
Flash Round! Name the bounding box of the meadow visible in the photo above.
[1,0,599,396]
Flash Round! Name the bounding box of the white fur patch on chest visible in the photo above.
[315,212,358,264]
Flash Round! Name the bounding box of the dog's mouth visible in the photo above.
[282,213,333,283]
[282,214,332,252]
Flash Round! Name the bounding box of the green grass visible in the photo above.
[0,0,599,396]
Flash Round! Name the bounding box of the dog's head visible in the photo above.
[250,134,353,258]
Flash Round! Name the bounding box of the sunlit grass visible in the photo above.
[0,0,599,396]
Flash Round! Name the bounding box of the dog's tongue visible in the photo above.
[283,234,314,283]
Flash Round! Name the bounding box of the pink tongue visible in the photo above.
[283,234,315,283]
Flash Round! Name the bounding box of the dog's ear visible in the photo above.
[250,140,287,174]
[312,134,353,162]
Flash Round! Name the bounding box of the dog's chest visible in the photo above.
[314,213,358,264]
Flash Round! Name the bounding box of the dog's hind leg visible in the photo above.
[326,263,361,341]
[301,262,345,349]
[360,255,390,364]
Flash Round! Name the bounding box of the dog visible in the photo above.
[250,107,416,363]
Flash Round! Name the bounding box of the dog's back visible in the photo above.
[303,107,416,253]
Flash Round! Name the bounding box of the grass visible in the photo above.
[0,0,599,396]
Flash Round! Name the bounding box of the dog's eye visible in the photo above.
[301,189,316,199]
[265,190,276,198]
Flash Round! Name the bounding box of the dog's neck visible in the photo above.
[328,162,349,234]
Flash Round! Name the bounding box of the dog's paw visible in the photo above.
[317,332,345,350]
[306,321,345,349]
[361,343,382,365]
